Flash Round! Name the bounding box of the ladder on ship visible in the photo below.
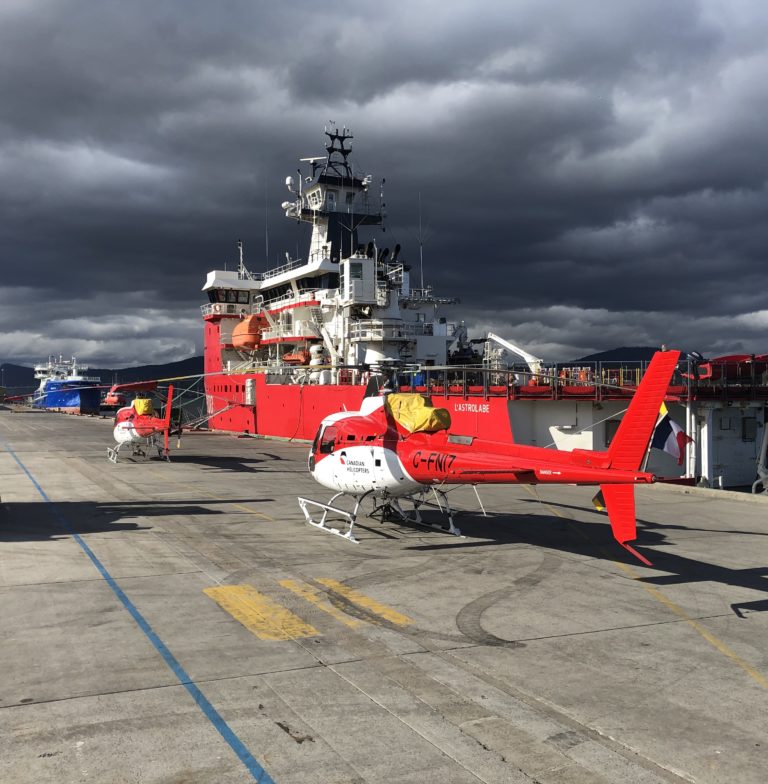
[308,307,324,336]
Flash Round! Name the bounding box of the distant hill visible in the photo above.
[572,346,661,363]
[0,356,204,394]
[95,356,205,386]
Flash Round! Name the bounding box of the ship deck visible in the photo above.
[1,406,767,784]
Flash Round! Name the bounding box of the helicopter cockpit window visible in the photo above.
[319,425,337,454]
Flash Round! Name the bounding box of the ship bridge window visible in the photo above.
[322,272,339,289]
[225,290,238,304]
[308,189,323,209]
[350,262,363,280]
[298,273,341,291]
[326,190,337,210]
[345,192,355,205]
[215,290,228,303]
[265,283,291,301]
[237,291,249,304]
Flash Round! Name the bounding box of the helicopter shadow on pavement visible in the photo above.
[402,504,768,618]
[0,497,273,542]
[164,454,303,474]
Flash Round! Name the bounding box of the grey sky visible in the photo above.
[1,0,766,364]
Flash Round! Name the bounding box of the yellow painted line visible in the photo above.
[614,562,768,690]
[169,479,273,520]
[224,500,273,520]
[204,584,318,641]
[316,578,413,626]
[279,579,363,629]
[522,485,768,690]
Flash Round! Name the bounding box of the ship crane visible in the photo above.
[485,332,543,379]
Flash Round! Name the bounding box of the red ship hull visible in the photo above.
[204,314,515,441]
[203,373,514,441]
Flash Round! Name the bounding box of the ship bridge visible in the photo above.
[283,126,383,264]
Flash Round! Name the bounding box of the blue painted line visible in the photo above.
[3,442,276,784]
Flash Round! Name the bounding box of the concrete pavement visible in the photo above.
[1,406,767,783]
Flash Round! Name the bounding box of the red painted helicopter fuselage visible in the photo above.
[306,351,682,563]
[108,385,175,463]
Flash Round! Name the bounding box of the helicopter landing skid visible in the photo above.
[107,436,169,464]
[297,492,370,543]
[298,488,463,542]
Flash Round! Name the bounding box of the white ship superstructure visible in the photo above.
[32,355,102,414]
[33,356,101,392]
[202,127,457,382]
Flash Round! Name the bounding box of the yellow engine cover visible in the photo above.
[132,398,154,416]
[385,394,451,433]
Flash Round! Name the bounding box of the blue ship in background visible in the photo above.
[32,356,102,414]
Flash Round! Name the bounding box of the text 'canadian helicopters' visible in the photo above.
[107,382,175,463]
[299,350,682,565]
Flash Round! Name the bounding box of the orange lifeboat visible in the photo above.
[232,315,266,351]
[283,349,311,365]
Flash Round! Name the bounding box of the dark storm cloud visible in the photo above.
[1,0,766,364]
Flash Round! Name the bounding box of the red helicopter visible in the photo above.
[107,383,175,463]
[299,350,681,565]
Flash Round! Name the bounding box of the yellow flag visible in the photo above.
[592,489,606,513]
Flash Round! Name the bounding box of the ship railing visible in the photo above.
[349,320,456,342]
[260,324,322,341]
[221,360,363,385]
[403,287,460,305]
[217,357,767,400]
[204,257,308,288]
[258,288,320,312]
[201,302,247,317]
[394,359,692,400]
[683,357,768,400]
[259,257,306,281]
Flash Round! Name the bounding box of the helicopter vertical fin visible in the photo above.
[607,350,680,470]
[600,350,680,566]
[598,483,651,566]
